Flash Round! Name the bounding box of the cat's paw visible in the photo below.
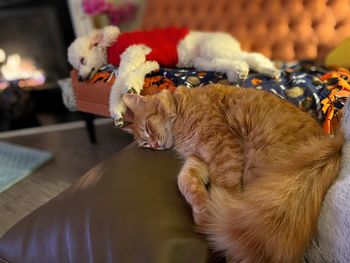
[188,192,209,226]
[191,194,209,226]
[191,193,207,213]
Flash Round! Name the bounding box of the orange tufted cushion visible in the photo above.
[141,0,350,61]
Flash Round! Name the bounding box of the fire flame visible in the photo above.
[0,50,45,89]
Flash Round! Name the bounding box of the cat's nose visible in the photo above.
[152,141,160,148]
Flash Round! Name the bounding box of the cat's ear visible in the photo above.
[121,106,135,134]
[124,107,134,122]
[157,90,176,121]
[122,94,147,113]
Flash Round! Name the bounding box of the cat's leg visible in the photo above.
[203,131,246,190]
[178,156,210,226]
[194,57,249,82]
[242,52,280,78]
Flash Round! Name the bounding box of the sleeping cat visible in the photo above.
[122,84,344,263]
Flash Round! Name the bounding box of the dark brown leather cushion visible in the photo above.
[0,144,210,263]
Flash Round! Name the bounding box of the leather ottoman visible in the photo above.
[0,144,211,263]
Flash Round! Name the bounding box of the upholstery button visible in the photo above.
[311,19,320,29]
[221,1,229,12]
[240,0,248,10]
[340,26,350,38]
[335,20,344,29]
[288,18,298,29]
[176,5,183,14]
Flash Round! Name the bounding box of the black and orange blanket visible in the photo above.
[84,61,350,134]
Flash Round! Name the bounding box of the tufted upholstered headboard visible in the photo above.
[141,0,350,61]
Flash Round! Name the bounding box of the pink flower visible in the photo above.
[82,0,138,26]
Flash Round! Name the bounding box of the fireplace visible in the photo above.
[0,0,79,131]
[0,6,69,89]
[0,52,46,90]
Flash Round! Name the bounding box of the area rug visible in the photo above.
[0,142,53,193]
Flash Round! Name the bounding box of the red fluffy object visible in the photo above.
[107,27,190,67]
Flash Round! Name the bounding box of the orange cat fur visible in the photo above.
[122,84,344,263]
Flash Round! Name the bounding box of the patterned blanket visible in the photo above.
[86,61,350,134]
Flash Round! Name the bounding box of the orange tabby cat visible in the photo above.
[122,84,343,263]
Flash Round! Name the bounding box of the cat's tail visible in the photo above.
[201,132,344,263]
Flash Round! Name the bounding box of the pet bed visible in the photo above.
[63,61,350,134]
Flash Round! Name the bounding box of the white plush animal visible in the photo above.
[68,26,280,126]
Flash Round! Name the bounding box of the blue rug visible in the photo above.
[0,142,53,193]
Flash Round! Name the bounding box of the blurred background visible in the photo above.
[0,0,142,132]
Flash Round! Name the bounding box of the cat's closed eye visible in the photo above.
[139,126,150,139]
[145,122,154,135]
